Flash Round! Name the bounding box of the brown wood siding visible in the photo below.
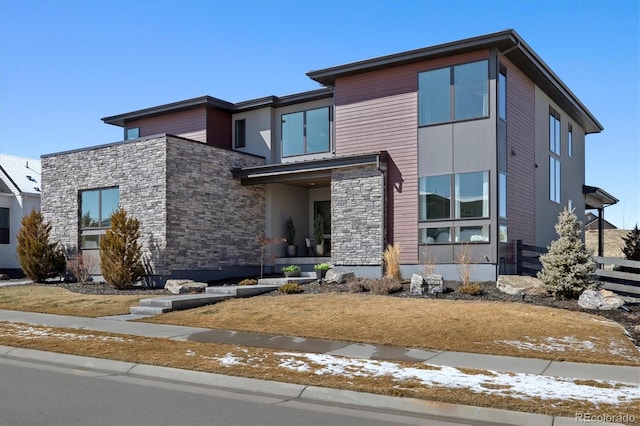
[334,50,489,264]
[206,108,232,149]
[503,58,535,251]
[129,108,207,143]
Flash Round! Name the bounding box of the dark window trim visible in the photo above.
[234,119,246,148]
[125,127,140,140]
[418,171,490,223]
[281,106,331,158]
[0,207,9,245]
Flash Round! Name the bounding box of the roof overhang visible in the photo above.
[584,185,619,210]
[232,152,386,186]
[307,29,603,134]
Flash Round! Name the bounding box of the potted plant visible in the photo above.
[285,217,297,257]
[314,214,325,256]
[281,264,300,278]
[313,262,331,280]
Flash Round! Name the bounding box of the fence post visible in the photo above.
[516,239,523,275]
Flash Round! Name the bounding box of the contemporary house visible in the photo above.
[41,29,609,284]
[0,154,42,275]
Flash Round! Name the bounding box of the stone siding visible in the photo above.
[331,165,384,266]
[165,136,264,271]
[41,135,264,279]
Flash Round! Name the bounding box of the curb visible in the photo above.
[0,345,600,426]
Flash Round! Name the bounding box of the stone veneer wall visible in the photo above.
[42,135,265,280]
[42,136,168,272]
[331,164,384,268]
[165,136,264,271]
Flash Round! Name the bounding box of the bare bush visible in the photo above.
[369,277,403,295]
[383,243,402,280]
[66,252,99,283]
[456,243,476,286]
[347,279,369,293]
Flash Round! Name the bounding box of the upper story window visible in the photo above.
[80,187,119,249]
[568,124,573,158]
[549,109,561,155]
[234,119,246,148]
[126,127,140,140]
[282,107,330,157]
[0,207,9,244]
[418,60,489,126]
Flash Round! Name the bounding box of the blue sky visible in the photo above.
[0,0,638,228]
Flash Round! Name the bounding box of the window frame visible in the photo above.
[281,106,330,157]
[418,59,489,126]
[79,187,120,250]
[234,119,246,149]
[125,127,140,140]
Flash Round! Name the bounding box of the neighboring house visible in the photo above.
[41,29,611,284]
[585,212,617,231]
[0,154,42,275]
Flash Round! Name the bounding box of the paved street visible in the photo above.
[0,357,473,426]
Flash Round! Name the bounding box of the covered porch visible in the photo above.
[584,185,619,257]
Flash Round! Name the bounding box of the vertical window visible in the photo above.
[549,109,561,155]
[0,208,9,244]
[126,127,140,140]
[568,124,573,158]
[418,60,488,125]
[234,119,246,148]
[455,171,489,219]
[549,157,561,203]
[498,68,507,121]
[80,187,120,249]
[282,107,329,157]
[419,175,451,220]
[499,173,507,218]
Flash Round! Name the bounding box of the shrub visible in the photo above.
[537,208,595,299]
[369,277,403,295]
[314,214,325,244]
[348,279,369,293]
[383,243,402,280]
[456,243,476,286]
[457,282,483,296]
[285,217,295,245]
[238,278,258,286]
[99,207,145,290]
[66,251,99,283]
[281,265,300,273]
[16,209,65,282]
[279,282,303,294]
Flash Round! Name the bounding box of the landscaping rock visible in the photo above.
[325,269,355,284]
[425,274,444,294]
[497,275,543,296]
[0,274,9,280]
[409,274,425,295]
[164,279,207,295]
[578,289,625,311]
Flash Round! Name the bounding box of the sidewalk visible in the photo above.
[0,309,636,425]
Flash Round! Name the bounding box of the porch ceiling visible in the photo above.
[584,185,618,210]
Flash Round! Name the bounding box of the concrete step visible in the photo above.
[130,306,169,315]
[257,275,317,286]
[139,294,231,310]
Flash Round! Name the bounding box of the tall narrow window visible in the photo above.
[499,173,507,218]
[549,108,561,203]
[419,175,451,220]
[0,208,9,244]
[568,124,573,158]
[549,109,561,155]
[80,187,119,249]
[234,119,246,148]
[549,156,561,203]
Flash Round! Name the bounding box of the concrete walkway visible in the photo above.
[0,308,636,425]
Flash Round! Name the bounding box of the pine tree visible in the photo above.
[537,208,595,299]
[99,207,145,289]
[621,224,640,261]
[16,209,65,282]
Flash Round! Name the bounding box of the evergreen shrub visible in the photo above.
[16,209,65,282]
[99,207,145,289]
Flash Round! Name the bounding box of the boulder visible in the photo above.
[0,273,9,280]
[164,279,208,295]
[578,289,625,311]
[325,269,355,284]
[496,275,543,296]
[425,274,444,294]
[410,274,425,295]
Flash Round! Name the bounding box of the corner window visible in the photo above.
[0,208,9,244]
[126,127,140,140]
[80,187,119,249]
[234,119,246,148]
[282,107,330,157]
[419,60,488,125]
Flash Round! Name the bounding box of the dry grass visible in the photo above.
[144,293,640,366]
[1,321,637,420]
[585,229,629,258]
[383,243,401,280]
[0,285,142,317]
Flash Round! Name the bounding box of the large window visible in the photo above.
[80,187,119,249]
[419,60,488,125]
[282,107,330,157]
[419,171,489,244]
[0,208,9,244]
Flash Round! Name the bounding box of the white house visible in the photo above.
[0,154,41,275]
